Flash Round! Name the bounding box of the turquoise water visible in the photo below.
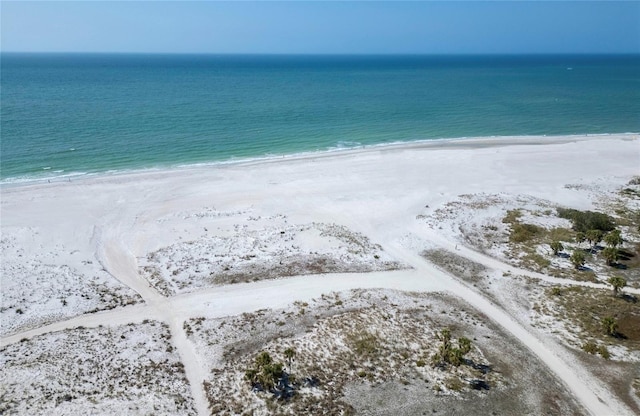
[2,54,639,182]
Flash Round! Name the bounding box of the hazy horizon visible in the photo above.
[2,1,638,55]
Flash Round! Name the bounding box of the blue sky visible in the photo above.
[2,1,639,54]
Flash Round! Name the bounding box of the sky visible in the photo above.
[1,1,639,54]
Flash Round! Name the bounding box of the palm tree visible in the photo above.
[256,351,273,368]
[449,348,464,366]
[249,352,271,389]
[602,247,618,266]
[439,328,451,353]
[575,232,586,249]
[432,328,451,365]
[261,362,283,390]
[550,241,564,256]
[570,251,586,270]
[593,230,604,247]
[585,229,603,252]
[434,330,473,367]
[245,368,259,384]
[284,347,296,373]
[458,337,472,355]
[604,229,623,248]
[249,352,284,391]
[607,276,627,297]
[602,316,618,337]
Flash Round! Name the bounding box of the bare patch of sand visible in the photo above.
[0,227,141,337]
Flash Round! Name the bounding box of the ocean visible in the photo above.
[1,54,639,183]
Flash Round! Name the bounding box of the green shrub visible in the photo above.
[524,253,551,268]
[557,208,615,233]
[582,341,598,354]
[602,316,618,336]
[510,223,543,243]
[582,342,610,359]
[598,345,610,359]
[503,209,523,224]
[445,377,464,391]
[351,331,379,356]
[549,227,574,243]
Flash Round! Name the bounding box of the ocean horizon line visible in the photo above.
[3,52,640,57]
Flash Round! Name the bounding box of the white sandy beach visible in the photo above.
[2,134,640,415]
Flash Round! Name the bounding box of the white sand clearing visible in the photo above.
[1,133,639,415]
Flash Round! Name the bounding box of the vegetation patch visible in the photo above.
[581,341,610,359]
[422,249,488,285]
[499,203,637,282]
[508,223,544,243]
[548,227,575,243]
[194,291,501,415]
[522,252,551,269]
[423,184,639,284]
[542,286,640,358]
[556,208,615,233]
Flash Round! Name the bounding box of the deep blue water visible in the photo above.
[2,53,639,182]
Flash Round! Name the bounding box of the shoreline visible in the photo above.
[2,132,638,190]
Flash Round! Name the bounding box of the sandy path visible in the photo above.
[167,314,211,416]
[100,233,212,415]
[0,269,440,345]
[0,304,154,346]
[99,236,165,304]
[2,244,633,415]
